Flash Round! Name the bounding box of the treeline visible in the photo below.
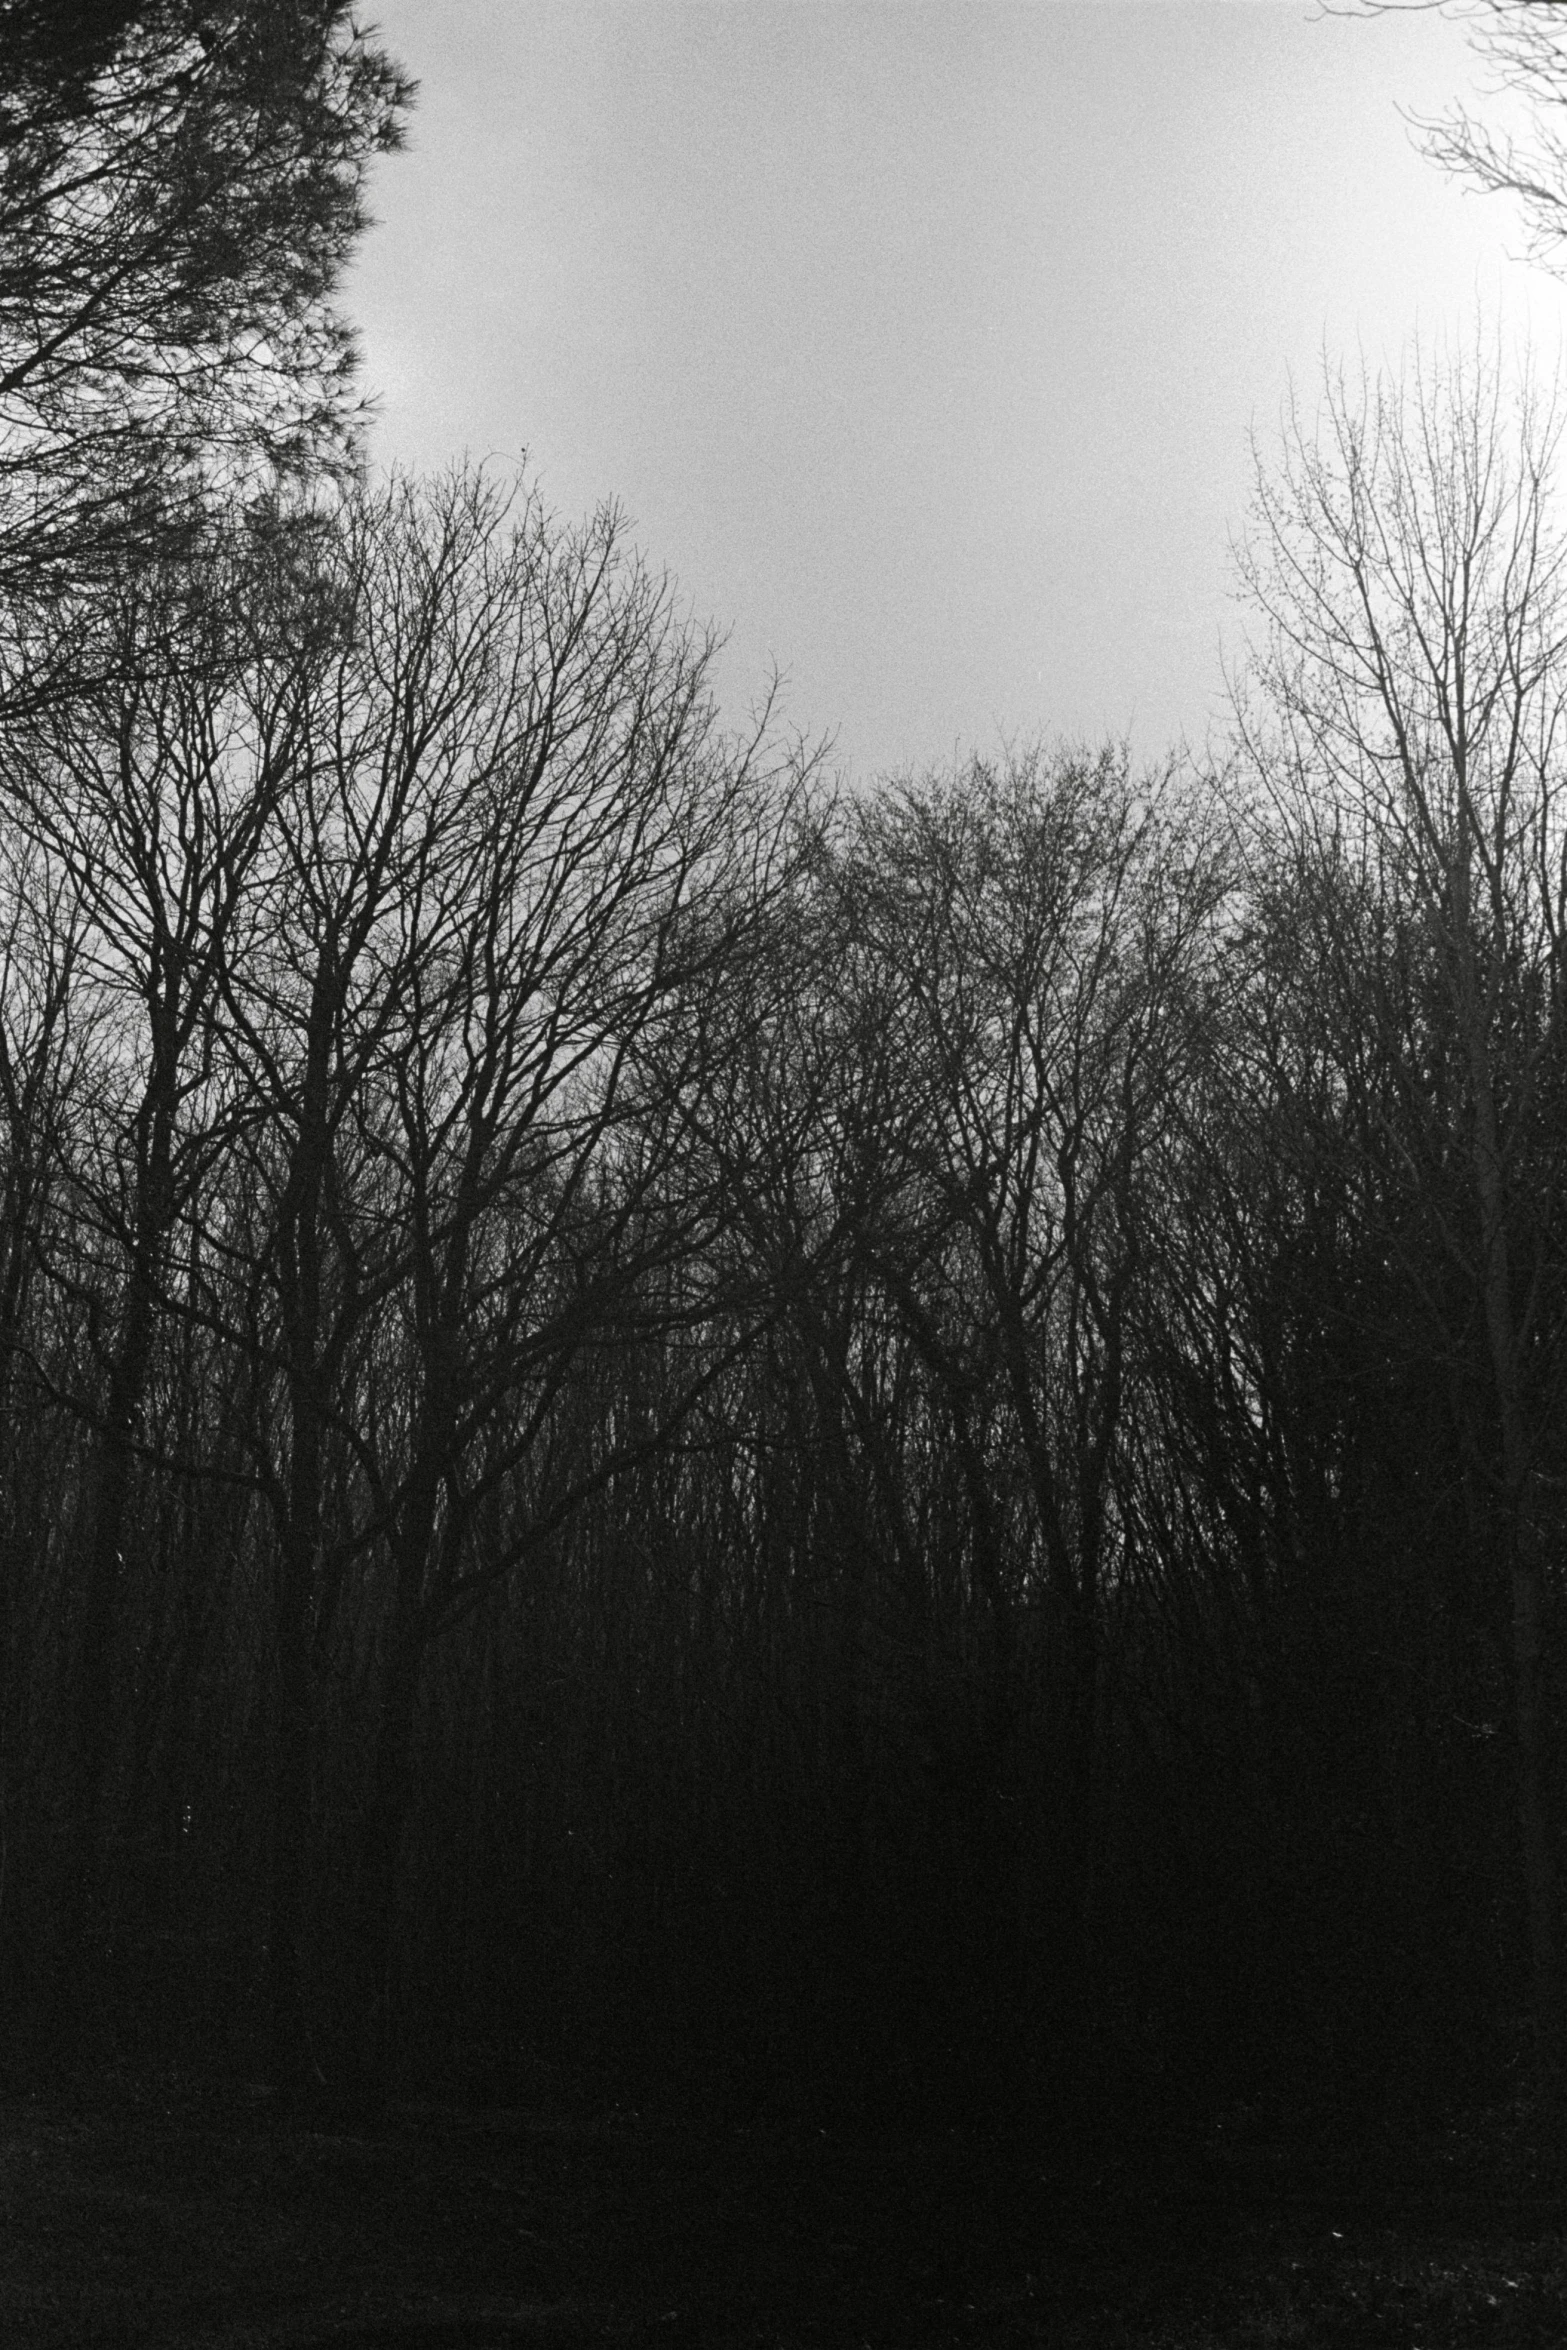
[3,7,1565,2132]
[1,352,1564,2126]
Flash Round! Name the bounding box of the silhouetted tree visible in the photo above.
[1237,342,1567,2094]
[0,1,411,604]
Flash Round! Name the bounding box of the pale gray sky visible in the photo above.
[347,1,1567,780]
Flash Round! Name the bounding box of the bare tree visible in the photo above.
[189,469,792,2097]
[1236,341,1567,2092]
[0,838,83,1429]
[0,831,91,2001]
[1384,0,1567,267]
[842,748,1229,2054]
[0,523,324,1999]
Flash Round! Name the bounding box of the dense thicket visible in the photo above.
[0,353,1562,2129]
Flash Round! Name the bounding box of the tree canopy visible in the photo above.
[0,1,412,595]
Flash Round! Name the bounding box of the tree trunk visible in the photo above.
[1464,945,1560,2099]
[266,1509,316,2097]
[339,1651,421,2116]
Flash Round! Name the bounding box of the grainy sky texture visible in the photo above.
[347,1,1567,781]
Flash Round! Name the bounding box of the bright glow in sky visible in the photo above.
[347,1,1567,781]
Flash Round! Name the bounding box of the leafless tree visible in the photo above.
[1375,0,1567,267]
[0,525,318,1983]
[1236,340,1567,2092]
[186,468,795,2094]
[838,747,1230,2046]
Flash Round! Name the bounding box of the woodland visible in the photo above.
[4,6,1567,2345]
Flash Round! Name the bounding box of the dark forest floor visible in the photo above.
[1,2060,1564,2347]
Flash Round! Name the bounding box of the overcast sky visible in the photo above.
[346,1,1567,783]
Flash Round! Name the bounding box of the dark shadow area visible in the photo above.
[2,2059,1565,2348]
